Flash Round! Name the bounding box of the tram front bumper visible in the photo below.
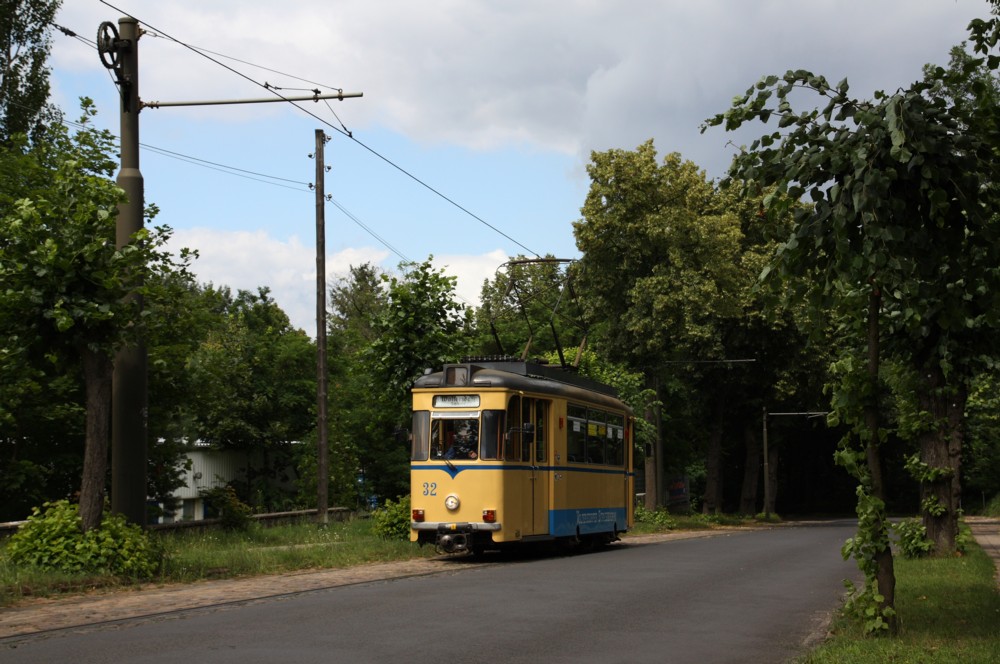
[411,521,501,553]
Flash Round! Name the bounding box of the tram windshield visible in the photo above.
[432,417,480,460]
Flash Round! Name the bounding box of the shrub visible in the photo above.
[895,517,932,558]
[5,500,159,577]
[985,493,1000,518]
[201,485,254,531]
[634,505,676,530]
[371,495,411,541]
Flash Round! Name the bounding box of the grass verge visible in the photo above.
[799,534,1000,663]
[0,517,435,607]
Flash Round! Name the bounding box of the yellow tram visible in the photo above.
[410,359,634,553]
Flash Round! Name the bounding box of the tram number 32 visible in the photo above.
[422,482,437,496]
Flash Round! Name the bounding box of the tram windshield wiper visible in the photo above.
[443,458,457,471]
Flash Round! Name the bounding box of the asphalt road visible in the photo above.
[3,520,862,664]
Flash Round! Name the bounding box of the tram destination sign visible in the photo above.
[433,394,481,408]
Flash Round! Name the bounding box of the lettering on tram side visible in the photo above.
[576,510,618,524]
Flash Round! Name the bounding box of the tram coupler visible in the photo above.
[437,532,468,553]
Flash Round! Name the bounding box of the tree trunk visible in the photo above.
[764,444,779,515]
[644,376,662,510]
[79,345,113,533]
[739,424,760,515]
[865,287,897,634]
[702,400,725,514]
[918,366,965,555]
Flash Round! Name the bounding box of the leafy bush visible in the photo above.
[985,493,1000,518]
[201,486,253,531]
[634,505,676,530]
[371,495,411,541]
[894,517,932,558]
[5,500,159,577]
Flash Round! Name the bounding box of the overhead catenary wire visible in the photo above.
[56,9,529,312]
[96,0,541,259]
[59,114,414,261]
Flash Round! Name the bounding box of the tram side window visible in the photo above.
[567,404,588,462]
[480,410,503,460]
[587,409,607,464]
[411,411,430,461]
[607,413,625,466]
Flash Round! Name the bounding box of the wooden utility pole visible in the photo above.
[315,130,330,525]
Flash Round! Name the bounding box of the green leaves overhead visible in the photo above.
[573,144,743,366]
[704,56,1000,373]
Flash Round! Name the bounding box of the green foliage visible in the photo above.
[894,518,932,559]
[963,370,1000,501]
[366,258,469,407]
[4,500,159,577]
[200,486,253,532]
[704,0,1000,616]
[185,287,316,512]
[361,259,470,500]
[840,486,895,634]
[0,0,62,143]
[634,505,676,530]
[985,494,1000,517]
[804,534,1000,662]
[371,495,411,541]
[475,256,585,358]
[574,145,744,368]
[753,512,782,524]
[904,453,953,485]
[0,100,196,528]
[320,263,388,507]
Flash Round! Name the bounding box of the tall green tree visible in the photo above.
[144,275,230,519]
[703,7,1000,632]
[573,144,742,371]
[475,255,585,363]
[573,143,819,514]
[188,287,315,511]
[963,369,1000,505]
[0,102,194,531]
[361,258,471,500]
[296,263,387,508]
[0,0,61,143]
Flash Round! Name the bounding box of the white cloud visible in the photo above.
[432,249,511,309]
[168,227,388,334]
[54,1,977,177]
[168,228,511,334]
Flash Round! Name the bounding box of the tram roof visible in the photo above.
[413,359,628,411]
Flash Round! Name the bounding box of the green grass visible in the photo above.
[0,517,435,606]
[158,518,435,582]
[629,507,768,535]
[800,538,1000,663]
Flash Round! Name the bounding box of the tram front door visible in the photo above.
[509,396,550,537]
[528,400,549,535]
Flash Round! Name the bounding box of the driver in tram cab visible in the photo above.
[445,420,479,460]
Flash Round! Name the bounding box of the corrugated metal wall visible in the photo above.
[174,449,253,499]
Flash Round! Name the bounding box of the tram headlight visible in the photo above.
[445,494,460,511]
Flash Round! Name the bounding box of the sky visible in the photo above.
[47,0,988,334]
